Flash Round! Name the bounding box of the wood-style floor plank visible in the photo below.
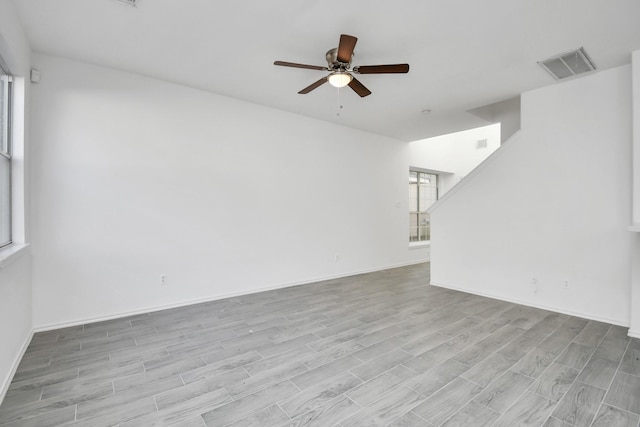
[0,263,637,427]
[279,372,361,419]
[591,404,640,427]
[551,381,606,426]
[530,362,579,402]
[473,370,534,413]
[412,377,483,425]
[493,392,556,427]
[440,401,500,426]
[604,371,640,414]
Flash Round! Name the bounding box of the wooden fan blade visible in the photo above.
[337,34,357,63]
[274,61,327,71]
[298,77,329,94]
[348,77,371,97]
[354,64,410,74]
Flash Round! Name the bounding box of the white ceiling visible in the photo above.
[11,0,640,141]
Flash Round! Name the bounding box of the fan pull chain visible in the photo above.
[336,87,343,117]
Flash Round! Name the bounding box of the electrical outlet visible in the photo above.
[564,280,569,289]
[160,274,167,286]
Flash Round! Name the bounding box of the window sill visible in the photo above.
[409,241,430,249]
[0,243,30,270]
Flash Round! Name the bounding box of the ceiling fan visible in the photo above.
[274,34,409,98]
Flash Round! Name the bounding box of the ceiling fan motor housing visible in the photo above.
[326,48,352,70]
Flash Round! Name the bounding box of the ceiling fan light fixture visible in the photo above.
[328,72,353,88]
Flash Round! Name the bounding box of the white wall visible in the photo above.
[467,97,521,144]
[409,124,501,196]
[0,0,33,403]
[30,54,425,329]
[430,65,633,326]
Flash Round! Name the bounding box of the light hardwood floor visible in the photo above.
[1,263,639,426]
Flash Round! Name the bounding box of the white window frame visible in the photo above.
[0,57,12,249]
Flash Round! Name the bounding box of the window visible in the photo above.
[0,58,12,248]
[409,170,438,242]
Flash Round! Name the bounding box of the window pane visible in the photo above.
[0,156,10,247]
[409,213,418,228]
[0,62,9,247]
[409,214,419,242]
[409,182,418,212]
[419,212,430,241]
[418,184,428,211]
[0,72,7,154]
[417,173,437,211]
[409,170,438,242]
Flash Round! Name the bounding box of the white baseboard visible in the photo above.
[0,329,34,405]
[34,260,428,333]
[430,281,630,329]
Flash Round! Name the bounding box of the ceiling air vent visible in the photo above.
[538,47,595,80]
